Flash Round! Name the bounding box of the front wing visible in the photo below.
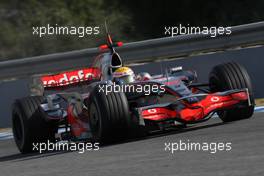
[137,89,252,123]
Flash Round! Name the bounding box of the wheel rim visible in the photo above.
[210,75,224,92]
[89,102,101,139]
[12,112,23,144]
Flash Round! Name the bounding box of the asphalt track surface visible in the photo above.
[0,112,263,176]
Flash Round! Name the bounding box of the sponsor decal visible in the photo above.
[41,68,100,87]
[211,96,220,102]
[147,109,157,113]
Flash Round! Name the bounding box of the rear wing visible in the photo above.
[41,68,100,88]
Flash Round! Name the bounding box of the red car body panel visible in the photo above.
[67,106,90,139]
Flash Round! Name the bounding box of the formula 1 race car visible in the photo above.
[12,33,255,153]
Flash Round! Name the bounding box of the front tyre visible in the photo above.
[209,62,254,122]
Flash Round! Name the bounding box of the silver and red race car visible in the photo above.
[12,33,255,153]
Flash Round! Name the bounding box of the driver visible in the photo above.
[112,66,135,84]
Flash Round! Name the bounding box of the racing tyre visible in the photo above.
[209,62,254,122]
[12,96,58,153]
[86,85,131,143]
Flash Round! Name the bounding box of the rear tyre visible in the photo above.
[12,96,58,153]
[209,62,254,122]
[86,85,131,143]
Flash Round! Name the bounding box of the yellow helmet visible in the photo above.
[113,67,135,84]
